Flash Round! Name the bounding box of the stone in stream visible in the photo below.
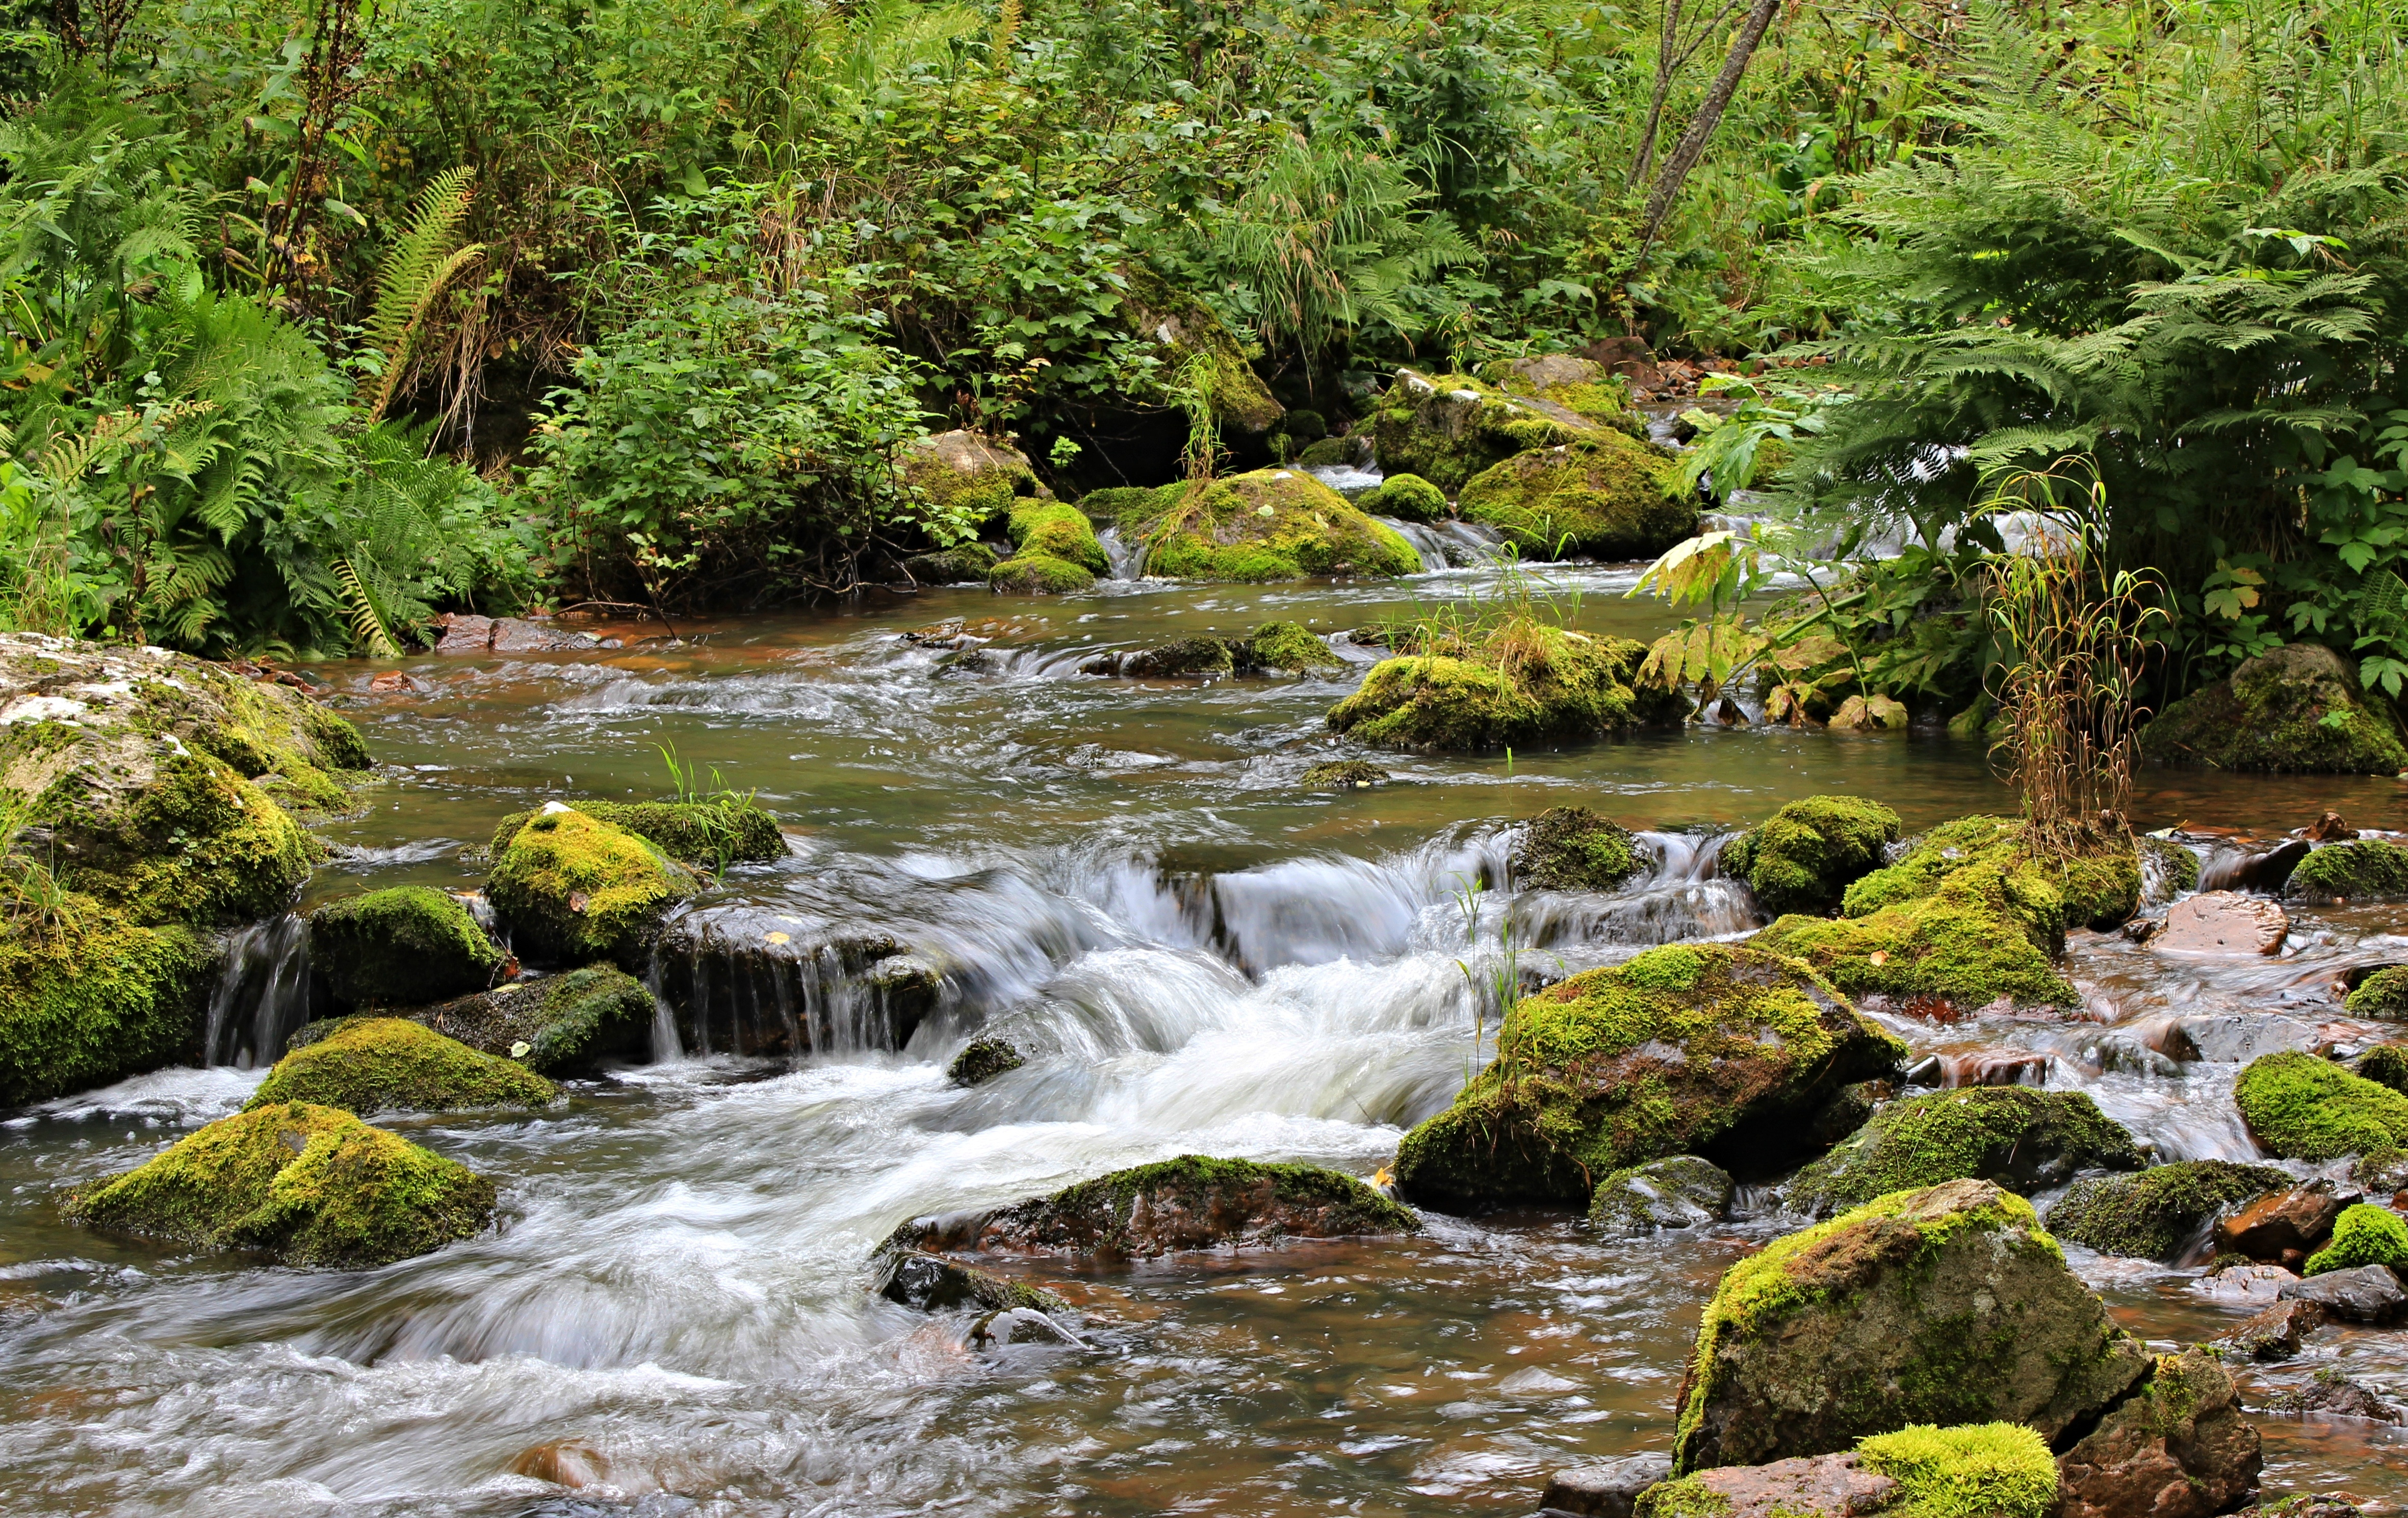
[1370,365,1615,493]
[1668,1179,2152,1473]
[875,1249,1065,1315]
[247,1017,559,1115]
[307,886,506,1008]
[2345,968,2408,1019]
[1784,1087,2141,1218]
[2233,1051,2408,1162]
[1299,759,1389,789]
[489,799,785,868]
[2047,1160,2294,1262]
[2286,840,2408,902]
[1090,469,1420,582]
[2249,1500,2369,1518]
[2163,1014,2324,1065]
[432,613,612,654]
[648,909,933,1058]
[2216,1298,2327,1362]
[2155,892,2289,954]
[2354,1044,2408,1093]
[2141,642,2408,774]
[2302,1202,2408,1275]
[1456,435,1697,560]
[1353,472,1447,523]
[1588,1156,1733,1233]
[2277,1264,2407,1323]
[1325,621,1682,753]
[1718,795,1901,916]
[902,542,998,584]
[1238,621,1348,674]
[2056,1346,2262,1518]
[946,1037,1024,1087]
[1392,943,1905,1209]
[1515,806,1645,892]
[485,806,695,970]
[2215,1181,2353,1263]
[2260,1371,2406,1424]
[1638,1424,2062,1518]
[1541,1452,1673,1518]
[988,553,1094,594]
[368,962,656,1076]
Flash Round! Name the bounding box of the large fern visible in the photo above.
[362,166,486,421]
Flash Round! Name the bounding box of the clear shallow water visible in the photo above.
[4,565,2406,1515]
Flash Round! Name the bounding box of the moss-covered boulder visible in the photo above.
[490,799,784,869]
[898,429,1046,531]
[2234,1050,2408,1161]
[485,807,694,969]
[1109,469,1418,582]
[1785,1088,2142,1217]
[1120,269,1284,436]
[0,911,214,1107]
[989,553,1096,594]
[947,1037,1024,1087]
[1393,943,1905,1208]
[2043,1160,2293,1262]
[1839,816,2141,941]
[404,962,656,1076]
[2287,839,2408,901]
[62,1100,497,1266]
[1355,473,1448,522]
[1239,621,1347,674]
[902,542,999,583]
[308,887,504,1008]
[1459,436,1696,561]
[2056,1346,2262,1518]
[1373,367,1618,493]
[884,1155,1417,1259]
[2140,642,2408,774]
[1589,1154,1734,1233]
[1480,354,1643,430]
[1327,621,1685,752]
[1638,1423,2062,1518]
[2303,1202,2408,1276]
[1005,500,1110,576]
[1515,806,1644,891]
[2355,1043,2408,1093]
[2346,967,2408,1019]
[249,1017,558,1114]
[1721,796,1902,916]
[1669,1178,2152,1474]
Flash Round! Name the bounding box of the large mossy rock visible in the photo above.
[1372,367,1627,493]
[897,429,1047,530]
[405,963,657,1075]
[2044,1160,2293,1262]
[2234,1050,2408,1161]
[1721,796,1902,916]
[1005,500,1110,576]
[883,1155,1417,1259]
[62,1100,497,1266]
[485,807,693,969]
[309,887,504,1008]
[1515,805,1644,891]
[2056,1346,2262,1518]
[1327,622,1685,752]
[1108,469,1418,582]
[2347,967,2408,1019]
[0,913,215,1107]
[249,1017,558,1114]
[1393,943,1905,1209]
[2140,643,2408,774]
[989,553,1096,594]
[1458,436,1696,561]
[2287,839,2408,902]
[1119,270,1284,437]
[1785,1088,2142,1217]
[490,799,784,869]
[1669,1178,2152,1474]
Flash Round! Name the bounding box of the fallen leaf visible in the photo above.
[765,930,790,944]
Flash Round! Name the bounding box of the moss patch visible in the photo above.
[1117,469,1418,582]
[2287,840,2408,901]
[2347,967,2408,1019]
[2234,1050,2408,1160]
[1788,1087,2141,1216]
[2141,642,2408,774]
[1838,815,2140,944]
[1356,473,1448,522]
[898,429,1044,530]
[0,908,213,1107]
[1120,269,1284,435]
[1458,436,1695,561]
[1006,500,1110,576]
[1855,1422,2060,1518]
[2044,1160,2292,1261]
[309,887,505,1008]
[1515,806,1643,890]
[409,963,657,1076]
[76,750,319,925]
[1722,796,1902,916]
[485,808,693,969]
[948,1037,1024,1086]
[1327,620,1685,752]
[1241,621,1347,674]
[2302,1202,2408,1275]
[490,800,784,869]
[1371,368,1597,493]
[248,1016,558,1114]
[989,553,1096,594]
[1301,758,1389,788]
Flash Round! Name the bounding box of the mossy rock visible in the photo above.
[2287,839,2408,901]
[988,553,1096,595]
[1118,637,1236,678]
[1478,354,1644,433]
[490,799,784,869]
[1111,469,1418,582]
[898,429,1046,531]
[1669,1178,2151,1474]
[1393,943,1905,1208]
[1721,795,1902,916]
[1786,1087,2142,1217]
[2301,1201,2408,1277]
[1840,817,2142,948]
[2138,835,2200,902]
[1371,367,1608,493]
[0,909,213,1107]
[947,1037,1024,1086]
[485,808,694,969]
[903,544,998,583]
[2234,1049,2408,1161]
[1006,500,1110,576]
[2043,1160,2293,1262]
[62,1101,497,1267]
[1640,1422,2061,1518]
[2140,642,2408,774]
[1458,436,1696,561]
[1301,758,1389,788]
[406,963,657,1076]
[1355,473,1448,523]
[1589,1154,1733,1233]
[1755,865,2080,1011]
[1119,269,1284,435]
[1077,483,1181,522]
[1515,806,1643,891]
[248,1017,558,1114]
[1240,621,1347,674]
[2352,1043,2408,1095]
[308,887,504,1009]
[2345,967,2408,1020]
[1327,621,1685,753]
[65,749,318,927]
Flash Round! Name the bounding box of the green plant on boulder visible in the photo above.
[1006,500,1110,576]
[1393,942,1905,1208]
[62,1101,497,1267]
[1515,806,1643,891]
[1458,436,1697,561]
[248,1017,559,1114]
[308,887,505,1008]
[2140,643,2408,774]
[1838,816,2141,943]
[2302,1202,2408,1276]
[485,807,694,968]
[989,554,1096,594]
[2287,840,2408,901]
[2043,1160,2292,1262]
[1328,621,1685,752]
[1240,621,1347,674]
[1111,468,1418,582]
[2234,1050,2408,1160]
[1786,1087,2142,1217]
[1356,473,1448,522]
[1721,795,1902,915]
[490,800,784,869]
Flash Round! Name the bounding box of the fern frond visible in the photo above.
[363,166,486,420]
[334,556,403,657]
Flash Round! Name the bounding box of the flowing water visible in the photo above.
[5,563,2407,1515]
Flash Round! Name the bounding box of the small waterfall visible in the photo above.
[1373,516,1505,572]
[1305,462,1382,499]
[1095,525,1142,580]
[203,914,315,1067]
[1506,830,1761,950]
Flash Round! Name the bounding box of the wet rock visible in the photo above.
[1643,1425,2065,1518]
[947,1037,1024,1087]
[63,1101,496,1267]
[1238,620,1348,674]
[970,1305,1083,1348]
[2222,839,2310,894]
[1669,1179,2152,1471]
[1541,1452,1673,1518]
[1806,1079,1894,1149]
[2164,1014,2324,1064]
[902,543,999,583]
[899,429,1047,531]
[1919,1049,2050,1087]
[485,807,695,970]
[434,613,494,652]
[2215,1298,2327,1362]
[1394,943,1904,1208]
[2344,968,2408,1019]
[2057,1346,2262,1518]
[2260,1370,2405,1424]
[2288,839,2408,902]
[308,886,505,1008]
[2303,1201,2408,1275]
[2047,1160,2294,1262]
[509,1438,652,1491]
[405,963,657,1075]
[1588,1155,1733,1233]
[2234,1051,2408,1161]
[875,1249,1065,1314]
[2141,642,2408,774]
[650,911,928,1058]
[1720,795,1901,916]
[988,553,1096,594]
[2246,1498,2367,1518]
[434,613,608,654]
[1111,637,1237,678]
[489,800,785,868]
[247,1016,558,1115]
[1786,1086,2141,1217]
[1100,468,1419,582]
[2156,892,2289,954]
[885,1155,1418,1259]
[862,954,942,1026]
[1457,436,1696,560]
[1515,806,1644,892]
[1639,1453,1897,1518]
[367,670,432,694]
[1300,759,1389,789]
[2139,835,2203,903]
[1371,367,1601,493]
[2353,1043,2408,1091]
[2216,1181,2352,1261]
[2197,1261,2299,1305]
[2277,1263,2407,1322]
[1354,472,1448,523]
[2301,811,2359,842]
[1326,623,1684,752]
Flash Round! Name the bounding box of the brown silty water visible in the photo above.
[2,552,2405,1515]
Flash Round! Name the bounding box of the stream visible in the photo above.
[4,561,2406,1516]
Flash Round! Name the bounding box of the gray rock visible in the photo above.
[1589,1156,1733,1233]
[2278,1264,2407,1322]
[2259,1370,2405,1424]
[2216,1298,2327,1362]
[1541,1453,1673,1518]
[2165,1014,2324,1064]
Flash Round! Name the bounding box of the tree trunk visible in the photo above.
[1641,0,1782,243]
[1631,0,1686,185]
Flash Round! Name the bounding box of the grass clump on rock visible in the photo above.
[1328,619,1683,752]
[1786,1087,2141,1216]
[1514,805,1643,891]
[2302,1202,2408,1276]
[1720,795,1901,915]
[308,887,504,1008]
[491,800,783,869]
[486,807,693,968]
[248,1017,559,1114]
[2044,1160,2292,1262]
[63,1101,497,1267]
[2288,840,2408,901]
[2234,1050,2408,1161]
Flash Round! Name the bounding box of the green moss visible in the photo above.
[1855,1423,2060,1518]
[0,904,213,1106]
[1457,436,1696,561]
[1039,1155,1418,1246]
[1327,621,1684,752]
[1119,269,1284,435]
[1723,795,1902,915]
[1123,469,1419,582]
[1632,1476,1734,1518]
[247,1016,558,1114]
[1078,483,1182,521]
[2356,1043,2408,1091]
[898,429,1043,529]
[2141,642,2408,774]
[1371,369,1595,493]
[489,800,784,868]
[78,750,319,925]
[1006,500,1110,575]
[2234,1050,2408,1160]
[1239,621,1346,674]
[948,1037,1024,1086]
[988,553,1097,594]
[2043,1160,2292,1260]
[308,887,505,1008]
[1393,942,1905,1207]
[903,544,998,582]
[1757,865,2081,1010]
[2288,840,2408,901]
[1301,759,1389,787]
[63,1101,496,1267]
[485,808,692,968]
[1788,1088,2141,1215]
[1840,816,2140,947]
[403,963,656,1076]
[2302,1202,2408,1275]
[2347,967,2408,1019]
[1356,473,1448,522]
[1515,806,1643,891]
[2138,835,2200,899]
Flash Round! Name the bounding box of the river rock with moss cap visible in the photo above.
[1515,806,1645,891]
[1373,366,1637,493]
[1785,1087,2143,1217]
[1393,943,1905,1209]
[2345,968,2408,1020]
[884,1155,1417,1259]
[897,429,1048,531]
[1240,621,1347,674]
[1328,623,1685,752]
[249,1017,558,1114]
[2302,1203,2408,1276]
[1637,1423,2062,1518]
[1458,435,1695,560]
[2056,1346,2261,1518]
[486,806,694,969]
[374,963,657,1076]
[1355,473,1447,522]
[490,799,783,869]
[1109,469,1419,582]
[989,553,1096,594]
[2045,1160,2294,1262]
[2140,642,2408,774]
[1590,1155,1734,1233]
[2287,840,2408,902]
[309,887,505,1008]
[2234,1050,2408,1161]
[1721,796,1902,916]
[1669,1178,2152,1473]
[63,1101,497,1267]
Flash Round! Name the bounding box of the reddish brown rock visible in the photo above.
[2216,1182,2350,1260]
[2302,812,2359,842]
[2156,892,2289,955]
[1639,1453,1897,1518]
[1937,1050,2050,1088]
[510,1439,654,1490]
[2216,1298,2327,1362]
[2057,1347,2262,1518]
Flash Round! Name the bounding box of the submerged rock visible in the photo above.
[2156,891,2288,955]
[1105,469,1420,582]
[2216,1298,2326,1362]
[308,886,505,1008]
[2261,1370,2406,1424]
[248,1017,558,1115]
[2287,839,2408,902]
[1543,1453,1672,1518]
[1785,1087,2141,1217]
[2141,642,2408,774]
[1457,435,1695,560]
[63,1101,495,1266]
[875,1249,1065,1314]
[884,1155,1417,1259]
[405,963,656,1075]
[2234,1051,2408,1162]
[1588,1155,1733,1233]
[1515,806,1644,891]
[1326,622,1683,752]
[1721,795,1901,916]
[1668,1179,2151,1473]
[486,807,694,969]
[947,1037,1024,1087]
[2056,1346,2262,1518]
[1393,943,1904,1208]
[490,800,784,868]
[2045,1161,2292,1262]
